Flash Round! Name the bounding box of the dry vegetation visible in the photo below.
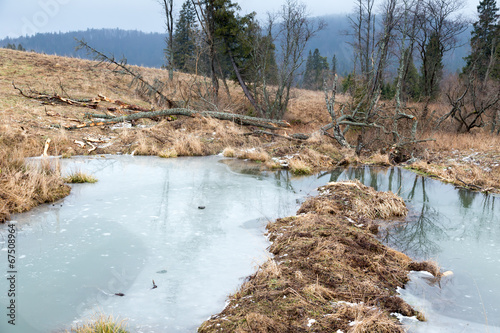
[0,125,70,222]
[0,47,499,223]
[66,314,129,333]
[199,181,438,332]
[63,171,98,184]
[1,48,496,332]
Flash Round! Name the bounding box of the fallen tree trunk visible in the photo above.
[64,108,291,130]
[97,94,152,112]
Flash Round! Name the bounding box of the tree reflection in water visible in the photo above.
[380,175,449,259]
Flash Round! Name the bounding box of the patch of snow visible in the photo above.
[391,312,419,323]
[307,318,316,327]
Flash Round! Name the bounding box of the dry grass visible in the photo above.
[67,314,129,333]
[199,182,431,332]
[224,147,271,162]
[408,159,500,192]
[63,171,98,183]
[0,129,70,222]
[367,152,391,166]
[158,147,178,158]
[299,180,408,219]
[288,157,312,175]
[424,131,500,152]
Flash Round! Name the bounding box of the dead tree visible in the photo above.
[191,0,219,100]
[322,75,350,149]
[415,0,468,120]
[438,76,500,132]
[63,108,291,130]
[257,0,324,120]
[76,39,177,108]
[159,0,175,81]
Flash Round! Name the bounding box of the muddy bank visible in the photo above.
[199,180,437,333]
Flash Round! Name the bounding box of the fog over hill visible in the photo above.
[0,15,471,75]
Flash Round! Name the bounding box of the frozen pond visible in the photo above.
[0,159,498,332]
[331,167,500,333]
[0,155,329,333]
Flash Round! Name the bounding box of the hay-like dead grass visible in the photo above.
[299,180,408,219]
[288,158,312,175]
[199,181,428,332]
[67,314,129,333]
[63,171,98,183]
[408,159,500,193]
[0,130,70,222]
[367,152,391,166]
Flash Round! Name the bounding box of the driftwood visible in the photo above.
[42,138,51,157]
[64,108,290,130]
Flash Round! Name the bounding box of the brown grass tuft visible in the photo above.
[288,158,312,175]
[0,130,70,222]
[368,152,391,166]
[299,180,408,219]
[158,147,178,158]
[67,314,129,333]
[63,171,98,183]
[222,147,236,157]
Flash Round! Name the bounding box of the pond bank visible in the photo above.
[199,180,436,332]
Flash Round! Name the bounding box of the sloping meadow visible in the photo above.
[199,180,436,333]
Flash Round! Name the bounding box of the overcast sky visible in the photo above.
[0,0,481,39]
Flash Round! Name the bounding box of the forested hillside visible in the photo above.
[0,15,470,73]
[0,29,165,68]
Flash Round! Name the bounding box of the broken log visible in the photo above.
[13,81,100,108]
[97,94,152,112]
[65,108,290,130]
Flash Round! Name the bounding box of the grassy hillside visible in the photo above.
[0,47,499,222]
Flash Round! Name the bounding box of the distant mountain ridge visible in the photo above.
[0,15,470,74]
[0,29,166,68]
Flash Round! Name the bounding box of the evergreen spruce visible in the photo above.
[173,0,198,73]
[463,0,499,80]
[302,48,329,90]
[421,32,443,99]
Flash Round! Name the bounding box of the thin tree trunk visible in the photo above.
[227,48,262,116]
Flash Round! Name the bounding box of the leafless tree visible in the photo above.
[323,0,431,153]
[415,0,468,120]
[190,0,220,100]
[256,0,323,120]
[348,0,377,85]
[438,75,500,133]
[159,0,175,81]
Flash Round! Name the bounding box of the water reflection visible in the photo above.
[319,166,500,330]
[0,156,317,333]
[1,160,498,332]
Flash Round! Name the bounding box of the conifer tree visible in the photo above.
[421,32,443,99]
[302,48,329,90]
[463,0,499,81]
[173,0,198,73]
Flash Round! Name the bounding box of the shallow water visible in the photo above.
[0,156,328,333]
[331,166,500,332]
[0,159,498,332]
